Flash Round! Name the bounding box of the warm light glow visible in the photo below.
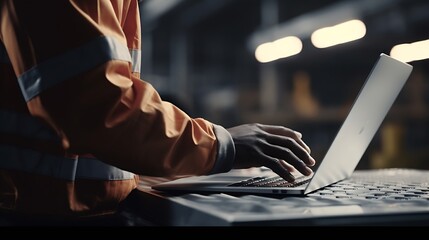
[390,39,429,63]
[255,36,303,63]
[311,19,366,48]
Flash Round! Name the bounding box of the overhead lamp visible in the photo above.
[311,19,366,48]
[255,36,303,63]
[390,39,429,63]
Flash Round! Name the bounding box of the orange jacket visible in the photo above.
[0,0,234,217]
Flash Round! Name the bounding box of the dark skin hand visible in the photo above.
[227,123,315,182]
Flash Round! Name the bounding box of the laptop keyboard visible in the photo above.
[229,175,311,188]
[308,178,429,201]
[225,169,429,202]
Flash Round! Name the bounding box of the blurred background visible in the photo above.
[138,0,429,170]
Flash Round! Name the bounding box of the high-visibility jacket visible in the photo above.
[0,0,234,217]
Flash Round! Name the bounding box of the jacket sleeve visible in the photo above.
[0,0,235,177]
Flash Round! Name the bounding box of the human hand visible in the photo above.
[227,123,315,182]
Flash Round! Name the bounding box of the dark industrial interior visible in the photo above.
[139,0,429,170]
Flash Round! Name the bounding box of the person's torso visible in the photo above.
[0,0,141,217]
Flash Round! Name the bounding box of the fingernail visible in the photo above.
[309,156,316,166]
[285,172,295,182]
[305,167,313,176]
[305,144,311,154]
[295,131,302,138]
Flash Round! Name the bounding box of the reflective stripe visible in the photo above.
[0,145,78,180]
[0,109,59,142]
[0,110,135,180]
[129,48,141,73]
[17,36,132,102]
[76,156,135,180]
[0,144,135,181]
[0,42,10,64]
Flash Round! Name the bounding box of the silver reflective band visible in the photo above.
[17,36,132,102]
[0,145,135,181]
[77,156,135,180]
[0,109,59,142]
[129,49,141,73]
[0,42,10,64]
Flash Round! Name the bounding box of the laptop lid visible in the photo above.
[152,53,413,195]
[304,53,412,194]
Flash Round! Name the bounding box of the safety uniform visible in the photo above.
[0,0,234,217]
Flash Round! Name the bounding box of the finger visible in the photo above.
[259,125,311,154]
[294,135,312,154]
[287,131,311,154]
[266,135,316,166]
[277,160,296,173]
[263,157,296,182]
[262,144,313,176]
[283,151,313,176]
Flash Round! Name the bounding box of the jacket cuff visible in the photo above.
[209,124,235,174]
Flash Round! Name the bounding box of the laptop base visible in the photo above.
[138,168,429,226]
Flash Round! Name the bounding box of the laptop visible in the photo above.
[152,53,413,196]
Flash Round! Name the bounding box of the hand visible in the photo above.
[227,123,315,182]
